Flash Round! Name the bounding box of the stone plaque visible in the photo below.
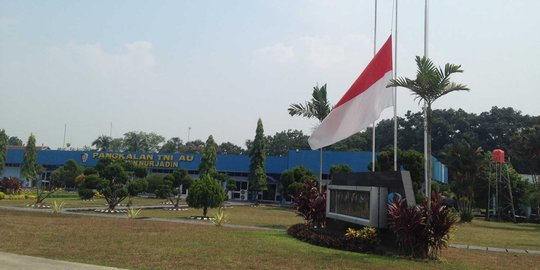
[329,189,370,219]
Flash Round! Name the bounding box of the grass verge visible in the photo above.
[451,219,540,250]
[0,197,174,208]
[136,205,303,229]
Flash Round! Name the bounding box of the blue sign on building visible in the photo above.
[3,149,448,183]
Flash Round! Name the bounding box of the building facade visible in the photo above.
[2,149,448,202]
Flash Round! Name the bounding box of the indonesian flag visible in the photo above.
[309,36,393,150]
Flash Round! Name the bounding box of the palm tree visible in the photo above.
[388,56,469,206]
[440,134,484,220]
[92,135,113,152]
[289,84,331,191]
[288,84,331,122]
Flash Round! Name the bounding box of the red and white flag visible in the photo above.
[309,36,393,150]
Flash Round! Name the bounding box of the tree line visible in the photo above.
[4,105,537,171]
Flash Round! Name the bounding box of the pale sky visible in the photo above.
[1,1,539,149]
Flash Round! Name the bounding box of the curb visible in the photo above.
[449,243,540,254]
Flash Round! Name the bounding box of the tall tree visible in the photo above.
[373,148,424,194]
[511,126,540,219]
[388,56,469,206]
[289,84,331,191]
[49,160,83,188]
[288,84,331,121]
[476,107,532,152]
[279,166,316,201]
[92,135,113,151]
[160,137,184,153]
[440,134,485,220]
[248,119,267,201]
[217,142,245,155]
[144,174,165,194]
[7,136,23,146]
[266,129,310,156]
[123,131,145,152]
[21,134,37,187]
[188,136,225,216]
[155,174,175,199]
[123,131,165,152]
[180,139,205,153]
[329,164,352,180]
[326,133,369,152]
[21,134,51,204]
[199,135,218,177]
[110,138,125,152]
[215,172,236,199]
[0,130,7,175]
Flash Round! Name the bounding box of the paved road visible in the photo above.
[0,251,127,270]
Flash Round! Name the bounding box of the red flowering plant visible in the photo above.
[0,177,22,194]
[292,179,326,228]
[387,195,457,259]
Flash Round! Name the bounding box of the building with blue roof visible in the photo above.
[2,149,448,202]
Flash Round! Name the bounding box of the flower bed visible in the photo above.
[287,223,381,254]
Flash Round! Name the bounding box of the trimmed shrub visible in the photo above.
[4,194,26,200]
[0,192,5,200]
[78,188,95,200]
[186,174,226,217]
[459,211,474,222]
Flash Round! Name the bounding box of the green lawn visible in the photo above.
[0,196,174,208]
[1,209,539,270]
[0,196,300,229]
[136,205,303,229]
[3,195,540,251]
[452,219,540,250]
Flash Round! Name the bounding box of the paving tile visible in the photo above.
[487,247,507,253]
[468,245,487,251]
[506,248,527,254]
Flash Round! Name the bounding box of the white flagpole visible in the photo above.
[424,0,431,207]
[319,147,322,192]
[393,0,398,171]
[371,0,378,172]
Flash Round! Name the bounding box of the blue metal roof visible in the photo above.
[5,149,447,183]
